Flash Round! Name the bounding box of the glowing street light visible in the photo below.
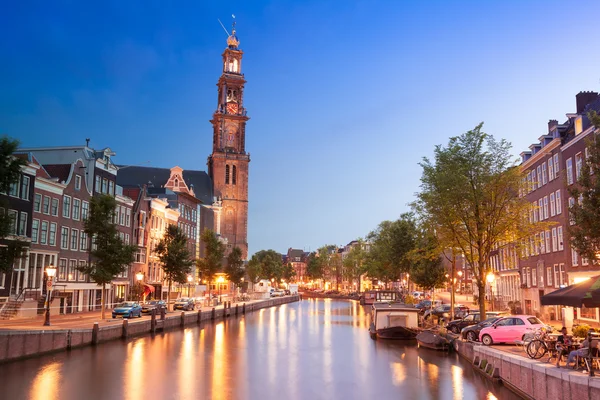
[187,274,193,297]
[486,273,496,311]
[43,265,57,326]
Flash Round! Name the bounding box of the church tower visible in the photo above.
[208,21,250,259]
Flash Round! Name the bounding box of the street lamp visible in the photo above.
[486,272,495,312]
[217,276,225,303]
[136,272,144,302]
[43,265,57,326]
[187,274,193,297]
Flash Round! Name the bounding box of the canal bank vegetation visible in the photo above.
[246,249,296,290]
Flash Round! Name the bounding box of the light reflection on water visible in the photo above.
[2,298,521,400]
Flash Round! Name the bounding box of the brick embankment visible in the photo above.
[0,295,299,363]
[454,339,600,400]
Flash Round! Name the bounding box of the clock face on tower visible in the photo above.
[227,102,238,114]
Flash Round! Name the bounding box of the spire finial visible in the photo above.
[232,14,236,34]
[226,14,240,49]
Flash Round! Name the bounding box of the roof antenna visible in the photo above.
[85,138,90,147]
[218,19,230,36]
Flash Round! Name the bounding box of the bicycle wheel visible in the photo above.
[526,340,547,359]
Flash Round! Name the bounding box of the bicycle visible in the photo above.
[525,326,556,360]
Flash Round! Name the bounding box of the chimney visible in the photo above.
[548,120,558,133]
[576,91,599,114]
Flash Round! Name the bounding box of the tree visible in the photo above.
[78,194,136,319]
[365,214,418,287]
[342,239,367,292]
[409,230,448,303]
[568,111,600,262]
[415,123,539,318]
[0,136,27,274]
[246,249,282,286]
[155,224,194,310]
[306,252,323,281]
[225,246,245,287]
[196,229,225,296]
[281,262,296,283]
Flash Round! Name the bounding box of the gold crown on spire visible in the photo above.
[227,15,239,49]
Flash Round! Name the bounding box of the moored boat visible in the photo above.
[369,303,421,340]
[360,290,403,305]
[416,330,450,351]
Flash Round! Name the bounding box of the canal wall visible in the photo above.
[0,295,299,363]
[454,340,600,400]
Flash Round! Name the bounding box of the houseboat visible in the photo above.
[369,303,421,340]
[360,290,402,305]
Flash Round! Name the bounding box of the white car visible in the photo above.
[270,289,284,297]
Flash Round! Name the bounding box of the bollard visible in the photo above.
[66,330,73,350]
[223,303,227,318]
[151,310,157,333]
[235,304,239,316]
[122,319,129,339]
[92,322,99,345]
[160,307,166,321]
[211,307,215,320]
[197,309,202,324]
[181,311,185,327]
[242,303,246,314]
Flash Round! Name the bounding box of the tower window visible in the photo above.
[225,165,230,184]
[232,166,237,185]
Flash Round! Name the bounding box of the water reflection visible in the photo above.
[1,299,521,400]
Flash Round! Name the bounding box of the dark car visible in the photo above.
[446,312,503,334]
[424,304,470,320]
[414,300,442,314]
[141,300,167,314]
[461,316,504,341]
[173,298,195,311]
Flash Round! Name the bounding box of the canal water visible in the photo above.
[1,299,520,400]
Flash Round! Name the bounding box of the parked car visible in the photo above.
[424,304,470,320]
[270,289,285,297]
[479,315,545,345]
[446,312,504,334]
[414,300,442,313]
[461,317,504,342]
[174,297,195,311]
[141,300,167,314]
[412,291,425,299]
[112,302,143,319]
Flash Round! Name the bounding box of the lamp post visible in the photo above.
[136,272,144,302]
[43,265,57,326]
[217,276,225,304]
[486,272,495,312]
[187,274,193,297]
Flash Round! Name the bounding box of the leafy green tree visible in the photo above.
[225,246,245,287]
[155,224,194,309]
[0,136,27,274]
[365,214,418,288]
[306,252,323,281]
[281,262,296,283]
[568,111,600,262]
[197,229,225,296]
[415,123,539,318]
[78,194,136,319]
[246,255,262,289]
[409,231,447,302]
[342,239,367,292]
[247,249,282,286]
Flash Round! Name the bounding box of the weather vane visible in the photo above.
[218,14,236,37]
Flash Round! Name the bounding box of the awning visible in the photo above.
[143,283,155,296]
[540,275,600,308]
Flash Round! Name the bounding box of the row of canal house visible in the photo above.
[0,144,219,318]
[488,91,600,325]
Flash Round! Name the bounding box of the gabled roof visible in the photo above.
[43,164,72,183]
[116,166,213,205]
[288,248,304,259]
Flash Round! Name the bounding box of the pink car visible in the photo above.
[479,315,545,346]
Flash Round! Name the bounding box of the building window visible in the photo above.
[548,157,554,181]
[551,228,557,252]
[63,195,71,218]
[78,261,87,281]
[554,154,560,174]
[21,176,30,200]
[95,175,101,192]
[32,219,39,243]
[532,268,537,286]
[549,193,555,217]
[80,231,88,251]
[72,199,81,220]
[575,152,583,181]
[225,165,230,184]
[553,265,559,288]
[119,207,125,226]
[532,169,537,190]
[537,166,542,187]
[538,199,544,220]
[580,305,597,320]
[71,229,79,250]
[556,190,561,214]
[9,176,19,197]
[560,264,566,286]
[58,258,67,281]
[68,260,77,281]
[571,247,579,266]
[34,194,41,212]
[125,208,131,227]
[40,221,48,244]
[61,227,69,249]
[557,226,564,250]
[539,232,545,254]
[546,267,553,287]
[545,230,550,253]
[82,201,89,220]
[102,178,108,194]
[51,198,59,216]
[566,158,573,185]
[233,165,237,185]
[109,180,115,196]
[541,163,547,185]
[543,196,549,220]
[49,222,56,246]
[7,210,17,235]
[568,197,575,225]
[125,233,129,244]
[43,196,50,215]
[75,175,82,190]
[18,212,27,236]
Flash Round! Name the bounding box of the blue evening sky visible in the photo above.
[2,1,600,256]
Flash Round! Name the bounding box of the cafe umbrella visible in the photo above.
[540,275,600,308]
